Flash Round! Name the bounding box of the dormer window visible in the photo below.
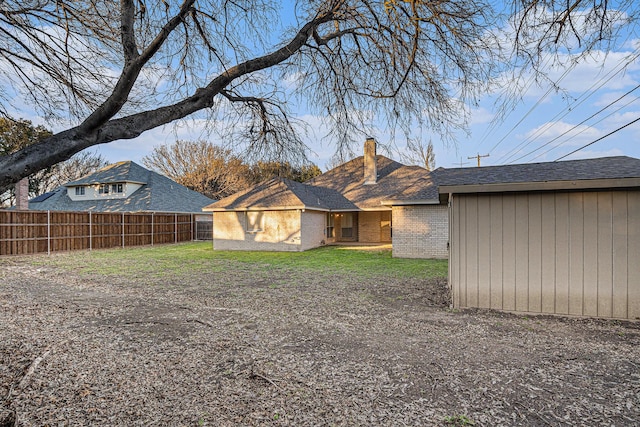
[112,183,123,193]
[75,186,85,196]
[98,184,110,194]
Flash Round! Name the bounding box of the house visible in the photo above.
[203,138,448,255]
[438,156,640,320]
[28,161,214,213]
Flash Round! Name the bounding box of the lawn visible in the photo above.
[37,242,448,279]
[1,243,638,426]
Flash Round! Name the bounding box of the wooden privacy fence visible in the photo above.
[0,210,212,256]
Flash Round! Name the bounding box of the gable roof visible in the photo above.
[437,156,640,194]
[29,161,214,213]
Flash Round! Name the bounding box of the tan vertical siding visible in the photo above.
[501,196,517,311]
[465,195,479,308]
[597,192,614,318]
[612,192,629,319]
[477,196,492,308]
[554,194,570,314]
[458,196,467,307]
[489,195,503,309]
[528,194,542,313]
[568,193,584,316]
[540,195,556,313]
[514,196,529,312]
[582,193,599,317]
[628,192,640,319]
[450,190,640,320]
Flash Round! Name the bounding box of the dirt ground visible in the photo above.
[1,253,639,426]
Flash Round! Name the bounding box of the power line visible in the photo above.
[554,116,640,161]
[528,94,640,162]
[508,83,640,163]
[497,48,640,164]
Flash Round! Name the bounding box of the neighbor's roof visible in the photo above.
[29,161,214,213]
[66,160,149,186]
[307,155,433,209]
[203,177,355,212]
[438,156,640,193]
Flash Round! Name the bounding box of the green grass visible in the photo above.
[34,242,448,280]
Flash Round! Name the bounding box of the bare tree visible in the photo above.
[402,138,436,171]
[248,161,322,184]
[142,140,250,199]
[0,0,634,193]
[33,151,109,195]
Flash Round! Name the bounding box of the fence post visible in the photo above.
[174,213,178,243]
[191,213,194,241]
[151,212,154,246]
[89,211,92,251]
[122,212,125,248]
[47,210,51,255]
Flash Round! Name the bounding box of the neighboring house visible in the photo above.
[438,156,640,321]
[28,161,214,213]
[203,138,447,254]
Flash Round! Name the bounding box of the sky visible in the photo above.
[6,2,640,172]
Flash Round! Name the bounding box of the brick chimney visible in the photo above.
[15,177,29,210]
[363,137,377,185]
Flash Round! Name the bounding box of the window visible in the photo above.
[111,183,123,193]
[341,213,354,238]
[326,213,334,238]
[98,184,109,194]
[75,186,85,196]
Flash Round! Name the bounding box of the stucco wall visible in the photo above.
[212,210,303,251]
[392,205,449,259]
[300,210,327,251]
[449,190,640,320]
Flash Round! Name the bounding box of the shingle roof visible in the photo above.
[29,161,214,213]
[437,156,640,187]
[203,177,355,211]
[308,155,432,209]
[205,154,436,212]
[66,161,149,186]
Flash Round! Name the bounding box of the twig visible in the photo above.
[186,318,214,328]
[18,345,52,390]
[250,369,282,391]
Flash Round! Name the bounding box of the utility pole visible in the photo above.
[468,153,490,167]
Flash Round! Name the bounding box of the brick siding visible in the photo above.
[392,205,449,259]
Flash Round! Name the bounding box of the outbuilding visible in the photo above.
[439,156,640,320]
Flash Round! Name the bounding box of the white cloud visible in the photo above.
[523,120,601,146]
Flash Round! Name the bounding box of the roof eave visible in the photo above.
[440,177,640,194]
[203,204,330,212]
[380,198,441,206]
[65,180,147,187]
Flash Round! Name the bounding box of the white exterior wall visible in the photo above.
[68,183,143,201]
[392,204,449,259]
[449,190,640,320]
[300,210,328,251]
[212,210,307,251]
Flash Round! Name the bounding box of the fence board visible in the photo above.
[0,210,207,256]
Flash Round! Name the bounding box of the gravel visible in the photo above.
[1,254,639,426]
